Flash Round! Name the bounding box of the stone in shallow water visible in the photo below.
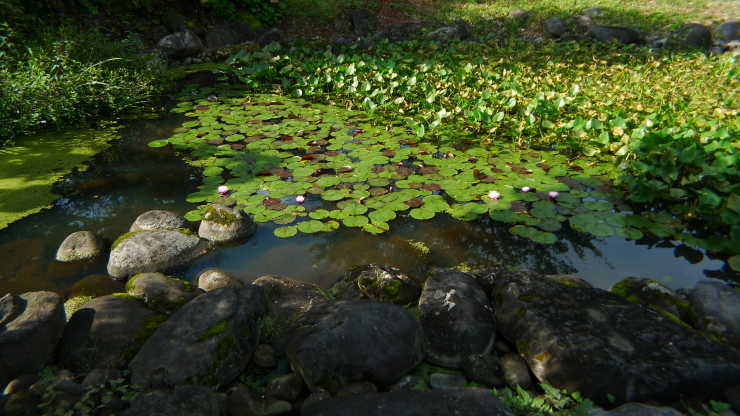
[689,280,740,348]
[493,270,740,406]
[55,231,106,262]
[198,204,257,244]
[419,268,495,369]
[284,299,425,395]
[130,210,191,232]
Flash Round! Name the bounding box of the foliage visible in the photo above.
[205,0,286,24]
[209,39,739,253]
[0,23,172,144]
[493,384,593,416]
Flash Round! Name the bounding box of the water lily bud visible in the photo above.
[296,195,305,204]
[218,185,229,195]
[548,191,559,199]
[488,190,501,200]
[521,186,531,192]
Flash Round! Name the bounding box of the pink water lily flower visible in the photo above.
[521,186,531,193]
[296,195,305,204]
[488,190,501,200]
[548,191,559,199]
[218,185,229,195]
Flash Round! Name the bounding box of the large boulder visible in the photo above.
[0,292,65,387]
[198,204,257,244]
[130,210,190,232]
[303,388,515,416]
[492,269,740,406]
[129,285,266,391]
[107,228,209,280]
[588,26,645,44]
[332,264,421,305]
[157,29,203,59]
[252,275,328,356]
[419,268,495,369]
[57,295,163,374]
[55,231,106,262]
[608,277,689,322]
[689,280,740,348]
[351,9,380,37]
[126,272,200,316]
[284,299,425,395]
[665,23,712,51]
[717,19,740,41]
[258,28,284,47]
[544,17,568,37]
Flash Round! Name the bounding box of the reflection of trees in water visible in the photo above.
[304,214,615,282]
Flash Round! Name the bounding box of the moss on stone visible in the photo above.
[403,305,421,321]
[198,319,229,342]
[125,314,168,360]
[382,279,403,299]
[534,353,549,362]
[515,306,527,318]
[259,313,303,344]
[516,339,531,355]
[494,290,503,305]
[216,335,238,361]
[203,204,238,226]
[63,295,93,319]
[111,293,141,302]
[609,278,634,299]
[125,273,145,294]
[176,227,196,236]
[553,277,578,287]
[112,230,149,251]
[660,310,692,328]
[519,293,541,302]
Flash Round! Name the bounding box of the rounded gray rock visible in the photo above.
[198,204,257,244]
[284,299,425,395]
[665,23,712,51]
[55,231,106,262]
[717,19,740,41]
[130,210,190,232]
[588,26,645,44]
[197,268,243,291]
[689,280,740,347]
[0,292,65,388]
[501,352,531,389]
[429,373,467,390]
[107,229,209,280]
[462,354,506,388]
[126,272,199,315]
[57,295,162,374]
[544,17,568,37]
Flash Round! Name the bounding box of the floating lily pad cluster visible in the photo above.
[152,84,706,247]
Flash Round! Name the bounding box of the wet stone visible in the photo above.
[55,231,106,262]
[689,280,740,348]
[501,352,531,389]
[130,210,191,232]
[429,373,467,390]
[266,373,303,402]
[252,343,278,369]
[462,354,506,388]
[197,268,243,291]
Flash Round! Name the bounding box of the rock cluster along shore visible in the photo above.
[2,208,740,415]
[135,7,740,70]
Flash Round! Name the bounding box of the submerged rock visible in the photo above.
[57,295,163,374]
[419,268,495,369]
[107,228,209,280]
[303,388,515,416]
[284,299,425,395]
[129,285,266,391]
[493,270,740,406]
[55,231,106,262]
[0,291,65,387]
[332,264,421,305]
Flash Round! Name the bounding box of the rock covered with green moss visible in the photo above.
[608,276,691,324]
[107,228,210,280]
[128,285,266,391]
[0,291,65,388]
[57,295,163,375]
[55,231,107,262]
[492,269,740,407]
[198,203,257,244]
[125,272,200,316]
[332,264,422,305]
[419,268,496,369]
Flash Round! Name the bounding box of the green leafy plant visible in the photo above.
[205,0,285,24]
[492,384,594,416]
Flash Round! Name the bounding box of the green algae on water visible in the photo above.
[0,126,121,229]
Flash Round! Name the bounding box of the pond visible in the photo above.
[0,76,733,300]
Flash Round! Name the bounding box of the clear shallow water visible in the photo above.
[0,96,732,299]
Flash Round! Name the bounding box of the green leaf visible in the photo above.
[678,144,698,163]
[729,255,740,271]
[582,223,615,237]
[410,207,435,220]
[369,209,396,222]
[148,139,169,147]
[297,220,325,233]
[342,215,369,227]
[726,193,740,214]
[274,226,298,238]
[363,221,389,234]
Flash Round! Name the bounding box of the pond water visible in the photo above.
[0,86,733,300]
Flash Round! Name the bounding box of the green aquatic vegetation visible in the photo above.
[154,37,740,257]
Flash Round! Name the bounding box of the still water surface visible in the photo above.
[0,100,729,299]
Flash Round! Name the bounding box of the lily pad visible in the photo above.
[297,220,326,233]
[369,209,396,222]
[342,215,369,227]
[582,223,615,237]
[274,226,298,238]
[410,207,435,220]
[363,221,390,234]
